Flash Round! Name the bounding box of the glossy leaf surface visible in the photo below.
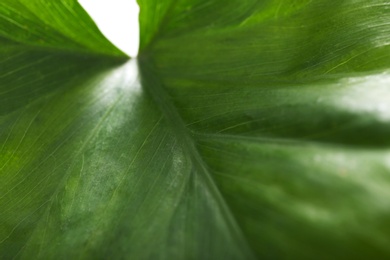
[1,0,390,259]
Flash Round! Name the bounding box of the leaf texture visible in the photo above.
[139,0,390,258]
[1,0,390,259]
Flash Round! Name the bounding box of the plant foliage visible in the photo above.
[1,0,390,259]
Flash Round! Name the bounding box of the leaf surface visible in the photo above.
[2,0,390,259]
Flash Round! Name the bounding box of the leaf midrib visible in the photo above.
[138,55,256,258]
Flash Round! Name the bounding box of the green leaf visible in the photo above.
[2,0,390,259]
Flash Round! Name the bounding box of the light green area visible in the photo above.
[1,0,390,259]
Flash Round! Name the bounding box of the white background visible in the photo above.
[79,0,140,57]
